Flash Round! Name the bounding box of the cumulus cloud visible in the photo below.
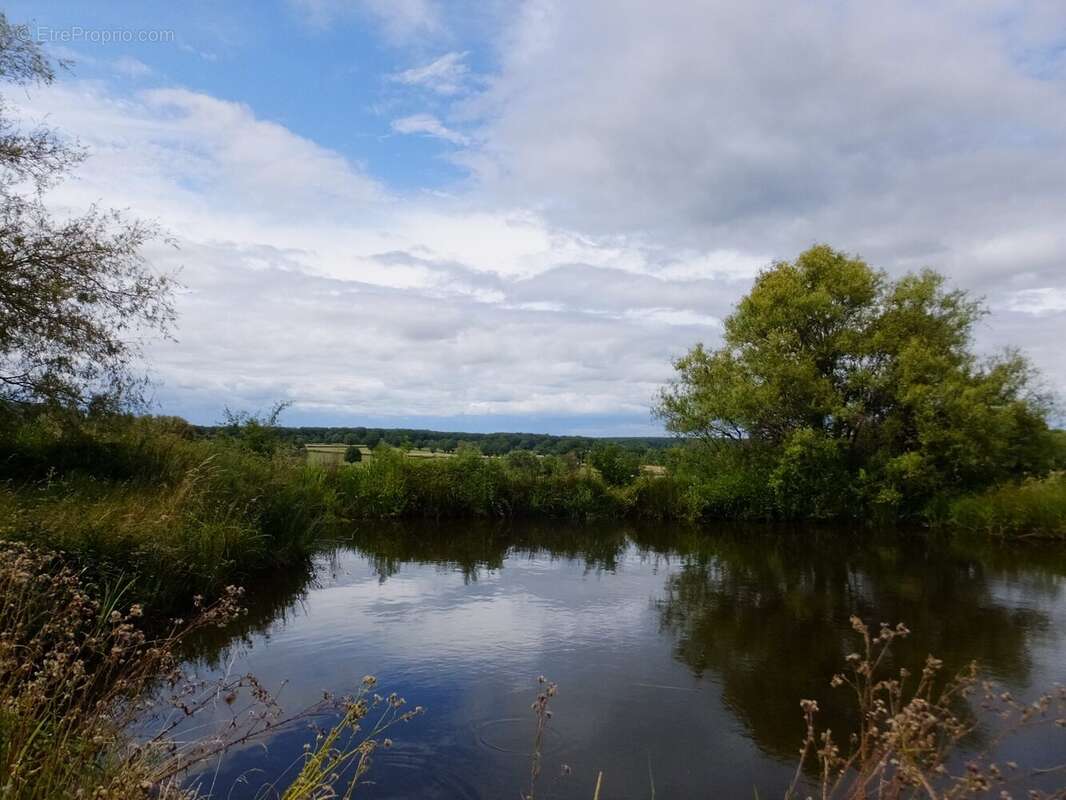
[13,85,385,225]
[13,81,702,429]
[11,0,1066,429]
[466,0,1066,295]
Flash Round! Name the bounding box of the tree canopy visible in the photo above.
[658,245,1054,517]
[0,15,173,416]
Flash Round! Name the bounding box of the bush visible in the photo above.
[944,473,1066,538]
[589,443,641,487]
[344,444,362,463]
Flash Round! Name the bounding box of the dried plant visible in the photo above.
[787,616,1066,800]
[0,539,247,798]
[523,675,558,800]
[0,540,424,800]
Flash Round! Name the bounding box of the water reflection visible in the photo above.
[170,521,1066,799]
[653,531,1059,760]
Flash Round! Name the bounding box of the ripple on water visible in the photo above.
[474,716,565,756]
[374,746,483,800]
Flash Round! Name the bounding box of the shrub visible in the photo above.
[589,443,641,487]
[944,473,1066,539]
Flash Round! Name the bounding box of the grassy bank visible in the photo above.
[2,413,1063,616]
[0,414,685,611]
[942,472,1066,538]
[0,415,338,611]
[2,413,1066,614]
[0,540,419,800]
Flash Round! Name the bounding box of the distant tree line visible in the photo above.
[192,424,673,463]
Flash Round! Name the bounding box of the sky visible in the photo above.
[6,0,1066,434]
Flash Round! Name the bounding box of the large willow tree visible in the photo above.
[0,15,173,417]
[658,245,1053,517]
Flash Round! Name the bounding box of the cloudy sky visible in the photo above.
[8,1,1066,433]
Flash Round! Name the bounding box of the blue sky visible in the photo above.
[7,1,1066,434]
[12,1,478,188]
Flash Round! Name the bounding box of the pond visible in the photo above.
[161,522,1066,799]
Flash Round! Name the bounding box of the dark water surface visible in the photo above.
[163,523,1066,799]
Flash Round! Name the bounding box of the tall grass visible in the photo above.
[0,415,338,610]
[784,617,1066,799]
[0,540,425,800]
[332,442,679,520]
[944,473,1066,539]
[521,620,1066,800]
[0,541,237,799]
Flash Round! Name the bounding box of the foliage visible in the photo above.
[219,400,292,456]
[225,423,672,460]
[0,412,335,610]
[344,444,363,463]
[0,16,173,416]
[332,442,627,519]
[589,442,641,487]
[943,473,1066,539]
[281,677,423,800]
[658,245,1055,519]
[0,541,241,799]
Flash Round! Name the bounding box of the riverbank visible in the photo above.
[2,413,1063,615]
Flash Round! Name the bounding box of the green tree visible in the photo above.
[344,444,363,463]
[220,401,290,456]
[0,16,173,415]
[506,449,541,477]
[590,442,641,487]
[657,245,1053,517]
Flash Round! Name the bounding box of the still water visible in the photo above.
[167,522,1066,798]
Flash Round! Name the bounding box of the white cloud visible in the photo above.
[391,113,469,145]
[465,0,1066,296]
[11,81,699,428]
[111,56,152,78]
[11,0,1066,428]
[1003,288,1066,316]
[390,51,471,95]
[14,85,385,225]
